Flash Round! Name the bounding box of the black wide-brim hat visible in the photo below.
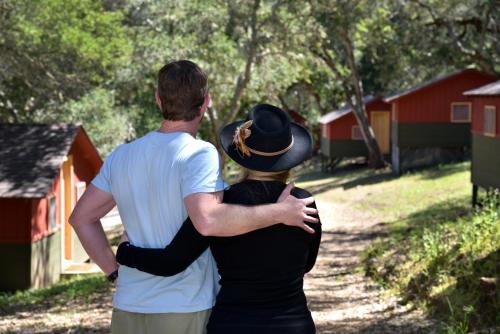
[220,104,313,172]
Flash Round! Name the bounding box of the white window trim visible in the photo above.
[484,105,497,137]
[450,102,472,123]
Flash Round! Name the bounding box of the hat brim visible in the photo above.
[219,121,313,172]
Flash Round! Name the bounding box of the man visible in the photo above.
[69,60,318,334]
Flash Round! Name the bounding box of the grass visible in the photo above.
[0,274,110,313]
[357,162,500,333]
[297,161,471,220]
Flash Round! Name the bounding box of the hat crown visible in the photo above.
[245,104,293,153]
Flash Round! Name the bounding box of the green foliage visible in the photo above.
[0,0,131,123]
[57,88,133,156]
[364,192,500,332]
[0,275,109,309]
[1,0,499,153]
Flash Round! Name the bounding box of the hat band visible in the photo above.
[232,120,294,158]
[245,136,295,157]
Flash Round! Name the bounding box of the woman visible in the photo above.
[116,104,322,333]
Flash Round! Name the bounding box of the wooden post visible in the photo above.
[472,184,478,207]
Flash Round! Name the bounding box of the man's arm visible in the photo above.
[69,185,117,275]
[185,183,319,237]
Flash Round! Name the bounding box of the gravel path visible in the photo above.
[306,193,437,333]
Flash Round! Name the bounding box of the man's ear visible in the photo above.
[155,91,162,110]
[199,94,211,117]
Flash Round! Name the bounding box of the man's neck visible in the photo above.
[158,119,198,137]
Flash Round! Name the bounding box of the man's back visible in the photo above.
[93,131,225,313]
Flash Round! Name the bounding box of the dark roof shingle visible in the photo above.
[0,123,80,198]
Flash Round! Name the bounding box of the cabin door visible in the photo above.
[61,155,74,262]
[371,112,391,154]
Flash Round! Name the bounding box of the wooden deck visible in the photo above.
[62,263,102,275]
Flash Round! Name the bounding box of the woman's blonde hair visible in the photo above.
[240,168,291,183]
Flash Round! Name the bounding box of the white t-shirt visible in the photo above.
[92,131,227,313]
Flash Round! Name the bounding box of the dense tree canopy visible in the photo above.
[0,0,498,156]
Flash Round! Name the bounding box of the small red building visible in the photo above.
[385,69,497,174]
[287,109,307,127]
[319,96,391,167]
[464,80,500,204]
[0,124,102,291]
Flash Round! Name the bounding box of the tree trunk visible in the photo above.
[206,0,261,171]
[222,0,260,126]
[314,43,385,169]
[340,30,385,168]
[350,102,385,168]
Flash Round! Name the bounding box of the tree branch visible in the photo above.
[222,0,261,126]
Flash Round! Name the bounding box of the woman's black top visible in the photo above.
[117,180,322,334]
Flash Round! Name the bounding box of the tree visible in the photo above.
[411,0,500,75]
[307,0,389,168]
[0,0,131,123]
[118,0,311,157]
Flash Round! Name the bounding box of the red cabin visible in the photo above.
[287,109,307,127]
[0,124,102,291]
[319,96,391,167]
[385,69,497,174]
[464,80,500,204]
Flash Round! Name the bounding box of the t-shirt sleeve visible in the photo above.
[180,144,227,198]
[91,150,115,193]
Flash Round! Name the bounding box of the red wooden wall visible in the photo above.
[322,99,391,140]
[30,176,62,243]
[393,70,497,123]
[0,199,31,243]
[30,129,102,243]
[471,96,500,138]
[0,128,102,244]
[71,130,102,181]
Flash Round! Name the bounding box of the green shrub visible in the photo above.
[364,193,500,332]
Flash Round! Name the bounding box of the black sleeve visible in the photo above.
[291,187,322,273]
[116,218,209,277]
[304,200,321,273]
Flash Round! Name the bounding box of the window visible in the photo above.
[484,106,497,137]
[48,195,57,231]
[451,102,471,123]
[352,125,363,140]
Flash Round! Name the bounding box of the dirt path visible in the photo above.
[306,192,437,333]
[1,169,440,333]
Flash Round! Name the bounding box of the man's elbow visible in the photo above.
[191,215,216,236]
[68,211,79,228]
[69,209,89,229]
